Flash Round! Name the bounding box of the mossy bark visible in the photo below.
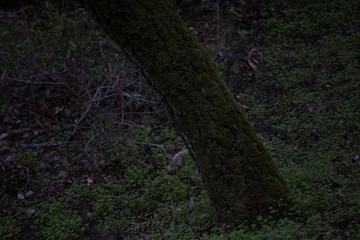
[80,0,289,227]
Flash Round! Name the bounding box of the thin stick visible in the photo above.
[25,167,30,186]
[0,9,23,15]
[18,141,69,148]
[0,161,5,172]
[84,126,104,153]
[213,31,227,61]
[213,1,227,61]
[69,87,101,140]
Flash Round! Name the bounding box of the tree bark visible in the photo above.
[80,0,289,227]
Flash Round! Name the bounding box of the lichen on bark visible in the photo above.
[80,0,289,227]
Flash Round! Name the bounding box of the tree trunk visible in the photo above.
[80,0,289,227]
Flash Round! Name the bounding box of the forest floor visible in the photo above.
[1,0,360,239]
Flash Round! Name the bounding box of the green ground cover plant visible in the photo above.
[0,0,359,239]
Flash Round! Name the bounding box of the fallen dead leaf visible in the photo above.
[244,48,258,71]
[55,106,64,114]
[58,171,66,178]
[247,59,257,71]
[17,193,25,200]
[0,133,8,140]
[239,104,251,112]
[25,191,34,197]
[98,159,106,166]
[87,177,94,185]
[39,163,47,170]
[27,209,36,216]
[22,132,30,138]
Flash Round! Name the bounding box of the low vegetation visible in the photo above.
[0,0,359,239]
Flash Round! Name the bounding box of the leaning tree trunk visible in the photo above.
[80,0,289,227]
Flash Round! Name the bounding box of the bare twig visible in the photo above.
[25,167,30,186]
[0,9,23,15]
[68,87,101,140]
[114,121,147,129]
[34,126,68,143]
[212,1,227,61]
[17,141,69,148]
[117,184,128,202]
[122,92,160,104]
[6,69,81,99]
[0,161,5,172]
[1,69,7,80]
[213,31,227,61]
[84,125,105,153]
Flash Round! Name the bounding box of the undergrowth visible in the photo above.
[0,0,359,239]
